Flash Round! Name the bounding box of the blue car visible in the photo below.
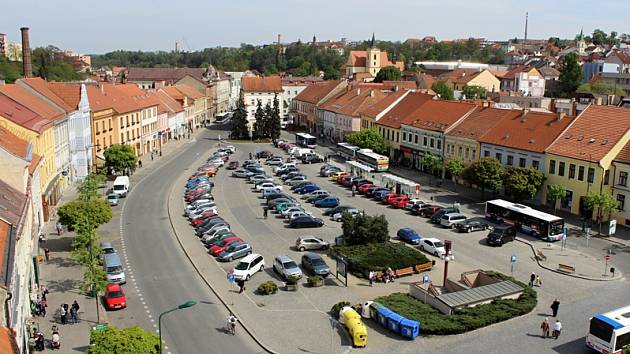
[397,228,422,245]
[373,190,390,200]
[296,185,320,194]
[292,182,316,191]
[186,178,208,188]
[314,197,340,208]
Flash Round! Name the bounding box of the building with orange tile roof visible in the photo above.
[345,46,404,77]
[438,69,501,93]
[544,105,630,216]
[400,100,477,170]
[500,66,545,96]
[114,84,161,155]
[241,76,284,133]
[150,90,186,147]
[291,79,347,131]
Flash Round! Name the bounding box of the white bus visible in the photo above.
[485,199,565,241]
[295,133,317,149]
[336,142,360,160]
[586,306,630,354]
[356,149,389,172]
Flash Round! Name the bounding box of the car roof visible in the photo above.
[423,237,442,242]
[239,253,262,263]
[276,255,295,263]
[444,213,465,217]
[106,283,122,291]
[399,228,416,233]
[302,252,323,260]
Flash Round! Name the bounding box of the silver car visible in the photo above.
[107,193,119,206]
[273,255,303,279]
[217,242,252,262]
[295,236,329,252]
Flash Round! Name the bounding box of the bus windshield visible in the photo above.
[590,317,614,342]
[296,133,317,148]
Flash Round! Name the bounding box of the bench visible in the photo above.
[395,267,415,278]
[414,262,433,273]
[374,271,385,282]
[558,264,576,273]
[536,250,547,262]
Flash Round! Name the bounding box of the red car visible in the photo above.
[358,183,377,194]
[417,205,443,217]
[338,174,353,184]
[391,196,410,208]
[382,193,401,204]
[191,211,218,226]
[209,237,242,256]
[103,283,127,310]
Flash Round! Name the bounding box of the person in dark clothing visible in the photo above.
[237,279,246,294]
[138,160,143,168]
[551,299,560,317]
[263,207,268,219]
[530,272,536,287]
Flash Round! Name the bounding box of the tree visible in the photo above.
[559,53,583,97]
[462,85,487,99]
[374,66,402,83]
[584,191,619,235]
[87,325,160,354]
[445,158,465,189]
[344,128,388,155]
[58,199,112,229]
[431,81,454,100]
[323,66,340,80]
[269,95,282,140]
[463,157,505,198]
[577,81,626,96]
[104,144,137,174]
[252,100,265,139]
[341,213,389,245]
[546,184,566,215]
[230,91,249,139]
[421,153,443,184]
[503,167,546,202]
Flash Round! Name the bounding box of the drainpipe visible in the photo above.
[3,291,12,327]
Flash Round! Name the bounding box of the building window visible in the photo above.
[387,130,390,140]
[558,161,565,176]
[548,160,556,174]
[396,132,399,143]
[423,136,427,146]
[578,166,585,181]
[507,155,513,165]
[436,139,441,150]
[495,153,502,162]
[484,150,490,157]
[415,134,418,144]
[402,132,406,141]
[604,170,610,185]
[619,171,628,187]
[519,158,526,167]
[568,164,576,179]
[459,146,463,156]
[617,194,626,211]
[532,160,540,170]
[587,167,595,183]
[472,149,476,158]
[429,138,434,148]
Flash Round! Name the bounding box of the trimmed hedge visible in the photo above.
[375,272,537,335]
[333,242,429,277]
[256,281,278,295]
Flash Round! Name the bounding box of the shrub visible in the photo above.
[307,275,323,286]
[330,301,351,316]
[333,242,429,277]
[256,281,278,295]
[285,275,300,285]
[375,272,537,335]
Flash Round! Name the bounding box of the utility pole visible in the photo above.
[524,12,529,42]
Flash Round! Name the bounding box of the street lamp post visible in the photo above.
[158,131,163,156]
[158,300,197,353]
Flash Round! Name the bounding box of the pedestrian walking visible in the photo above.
[553,319,562,339]
[536,274,542,287]
[40,298,47,317]
[71,301,80,323]
[138,159,143,168]
[151,152,154,161]
[56,222,63,236]
[59,305,67,325]
[44,248,50,261]
[237,279,246,294]
[351,185,356,197]
[249,152,253,160]
[263,207,268,219]
[70,307,78,324]
[453,201,461,209]
[530,272,536,287]
[368,271,374,287]
[551,299,560,317]
[540,318,550,338]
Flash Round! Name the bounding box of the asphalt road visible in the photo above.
[122,128,263,354]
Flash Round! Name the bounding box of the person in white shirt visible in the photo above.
[553,319,562,339]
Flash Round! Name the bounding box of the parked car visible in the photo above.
[204,232,236,247]
[320,167,341,177]
[430,207,461,223]
[288,210,313,220]
[358,183,377,194]
[323,205,353,216]
[307,194,330,203]
[275,201,301,213]
[290,216,324,228]
[419,238,446,257]
[383,193,403,204]
[201,227,232,244]
[440,213,468,228]
[302,190,329,200]
[249,175,274,184]
[226,161,239,170]
[302,154,323,164]
[217,242,252,262]
[256,182,282,192]
[232,169,249,178]
[373,190,390,200]
[332,208,361,222]
[256,150,273,159]
[190,212,219,227]
[266,157,284,166]
[268,197,296,209]
[100,242,116,257]
[396,228,422,244]
[486,225,517,246]
[295,236,330,251]
[390,196,411,208]
[314,197,340,208]
[291,181,315,191]
[404,199,426,211]
[286,176,309,186]
[366,186,387,197]
[232,254,265,281]
[454,219,490,233]
[210,238,243,256]
[415,205,442,217]
[295,184,320,195]
[301,252,330,277]
[281,206,308,217]
[107,193,119,206]
[103,283,127,310]
[273,255,303,280]
[328,172,346,181]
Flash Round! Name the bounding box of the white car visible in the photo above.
[419,238,446,257]
[302,190,329,200]
[232,169,248,178]
[332,208,361,222]
[232,254,265,281]
[185,201,216,215]
[281,206,306,217]
[223,145,236,153]
[186,198,213,208]
[288,210,312,220]
[209,159,225,167]
[274,163,297,173]
[256,182,282,192]
[188,206,218,219]
[266,157,284,166]
[201,227,231,242]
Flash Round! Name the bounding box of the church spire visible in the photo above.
[370,33,375,48]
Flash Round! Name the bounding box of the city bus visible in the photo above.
[586,305,630,354]
[295,133,317,149]
[336,142,360,160]
[356,149,389,172]
[485,199,564,241]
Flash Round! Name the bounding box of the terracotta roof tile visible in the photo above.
[319,86,391,117]
[404,100,477,132]
[448,107,519,140]
[0,178,26,227]
[47,83,82,109]
[114,84,160,109]
[126,67,207,82]
[173,84,205,100]
[154,90,184,113]
[0,125,31,159]
[242,76,283,93]
[547,105,630,161]
[18,77,74,112]
[614,141,630,164]
[480,110,575,153]
[85,85,114,112]
[348,51,405,71]
[0,84,65,121]
[162,86,184,101]
[439,69,482,84]
[377,92,435,129]
[294,80,344,104]
[359,89,409,117]
[0,326,18,354]
[0,94,52,133]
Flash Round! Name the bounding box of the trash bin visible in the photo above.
[368,302,383,320]
[387,312,405,334]
[376,306,392,328]
[362,301,373,318]
[399,318,420,339]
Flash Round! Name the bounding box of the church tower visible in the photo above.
[577,28,587,55]
[366,33,381,76]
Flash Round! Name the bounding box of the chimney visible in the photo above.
[521,108,529,122]
[370,90,375,97]
[557,112,566,121]
[20,27,32,78]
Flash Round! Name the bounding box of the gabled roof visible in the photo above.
[403,100,477,132]
[154,90,184,113]
[376,92,435,129]
[480,110,575,153]
[242,76,283,93]
[0,126,31,160]
[538,67,560,79]
[85,85,114,113]
[348,50,405,71]
[439,69,482,85]
[126,67,207,82]
[448,107,519,141]
[319,86,390,117]
[0,94,52,133]
[0,84,65,121]
[547,105,630,161]
[87,84,143,114]
[162,86,184,101]
[614,141,630,164]
[502,66,538,79]
[293,80,344,104]
[172,84,205,100]
[416,74,437,90]
[0,178,26,228]
[47,82,82,109]
[113,84,160,109]
[609,51,630,64]
[359,89,409,117]
[18,77,74,113]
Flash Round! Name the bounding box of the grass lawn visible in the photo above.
[333,242,429,278]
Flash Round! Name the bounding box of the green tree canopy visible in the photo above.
[252,100,265,139]
[584,191,619,234]
[341,213,389,245]
[344,128,388,155]
[446,158,465,188]
[421,153,444,184]
[503,167,546,202]
[462,85,487,99]
[323,67,340,80]
[230,91,250,139]
[577,81,626,96]
[374,66,402,83]
[104,144,137,173]
[546,184,566,215]
[87,326,160,354]
[463,157,505,198]
[58,199,112,229]
[431,81,454,100]
[559,53,583,97]
[269,95,282,140]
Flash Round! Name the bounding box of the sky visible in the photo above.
[1,0,628,54]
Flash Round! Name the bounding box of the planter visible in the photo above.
[307,276,324,287]
[285,284,298,291]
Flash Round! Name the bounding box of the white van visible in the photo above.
[232,253,265,280]
[295,148,314,158]
[112,176,130,197]
[440,213,468,228]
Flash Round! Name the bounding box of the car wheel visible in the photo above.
[467,228,471,233]
[434,251,438,257]
[298,246,305,252]
[420,245,425,251]
[227,257,233,262]
[246,275,251,281]
[259,265,264,272]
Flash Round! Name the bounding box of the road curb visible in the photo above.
[516,238,623,281]
[166,152,279,354]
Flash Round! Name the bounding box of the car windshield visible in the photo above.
[108,290,123,298]
[311,258,326,266]
[107,195,117,200]
[235,262,249,270]
[434,242,444,248]
[113,185,125,190]
[103,248,115,254]
[284,261,298,269]
[107,265,123,273]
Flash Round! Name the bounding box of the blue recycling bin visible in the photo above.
[376,306,392,328]
[368,302,383,320]
[387,312,405,333]
[399,318,420,339]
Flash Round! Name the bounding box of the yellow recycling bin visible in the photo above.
[341,307,368,347]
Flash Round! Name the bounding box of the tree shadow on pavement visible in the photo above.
[46,255,79,268]
[42,236,75,252]
[44,279,82,293]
